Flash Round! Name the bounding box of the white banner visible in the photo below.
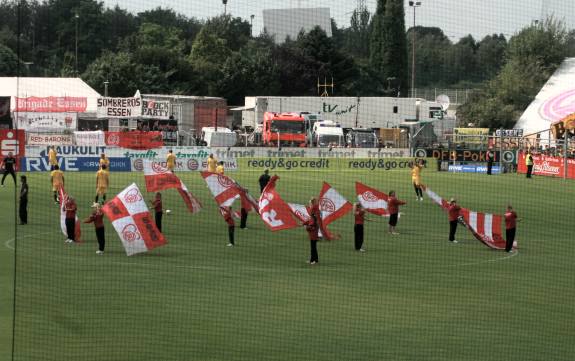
[74,131,106,146]
[14,112,77,130]
[142,100,170,119]
[96,97,142,118]
[27,133,74,146]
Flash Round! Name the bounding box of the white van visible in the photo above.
[200,127,237,147]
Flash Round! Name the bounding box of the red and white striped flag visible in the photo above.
[58,187,81,241]
[143,160,202,213]
[318,182,352,225]
[424,186,511,249]
[201,172,240,207]
[355,182,390,216]
[459,209,507,250]
[102,183,167,256]
[258,176,299,231]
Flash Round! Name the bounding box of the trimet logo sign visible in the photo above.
[0,130,25,156]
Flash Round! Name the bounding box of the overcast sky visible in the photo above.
[103,0,575,41]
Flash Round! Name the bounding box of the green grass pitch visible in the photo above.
[1,167,575,360]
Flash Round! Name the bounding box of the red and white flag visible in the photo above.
[258,176,299,231]
[318,182,352,225]
[288,203,310,223]
[459,209,508,250]
[102,183,167,256]
[143,160,202,213]
[355,182,390,216]
[58,187,81,241]
[424,186,512,250]
[201,172,240,207]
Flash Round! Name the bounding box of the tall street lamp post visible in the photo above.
[409,1,421,97]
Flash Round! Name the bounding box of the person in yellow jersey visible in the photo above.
[48,146,58,171]
[410,159,424,201]
[99,153,110,171]
[216,161,225,174]
[95,164,110,204]
[166,150,176,172]
[51,165,65,204]
[207,153,217,173]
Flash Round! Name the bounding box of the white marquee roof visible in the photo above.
[516,58,575,137]
[0,77,101,113]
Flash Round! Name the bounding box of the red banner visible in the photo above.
[517,153,575,179]
[105,131,163,150]
[14,97,87,112]
[0,129,26,158]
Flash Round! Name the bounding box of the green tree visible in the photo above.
[0,43,21,76]
[458,18,570,129]
[369,0,387,90]
[347,6,371,59]
[381,0,409,95]
[407,26,451,87]
[218,40,281,104]
[82,51,168,96]
[476,34,507,80]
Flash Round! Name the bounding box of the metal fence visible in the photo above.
[408,88,477,104]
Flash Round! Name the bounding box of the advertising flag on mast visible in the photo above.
[102,183,167,256]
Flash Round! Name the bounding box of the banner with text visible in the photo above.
[24,146,412,160]
[13,96,87,112]
[14,112,77,130]
[142,100,170,119]
[96,97,142,118]
[22,156,131,172]
[414,148,500,162]
[131,157,238,172]
[517,153,575,179]
[27,133,74,146]
[74,131,106,146]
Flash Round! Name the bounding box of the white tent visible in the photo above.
[0,77,101,113]
[515,58,575,137]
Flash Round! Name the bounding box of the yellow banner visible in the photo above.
[453,128,489,143]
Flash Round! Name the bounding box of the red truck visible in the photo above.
[262,112,306,146]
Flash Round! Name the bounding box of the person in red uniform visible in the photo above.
[304,197,335,265]
[84,203,105,254]
[151,192,163,233]
[221,206,235,246]
[353,202,366,251]
[388,191,406,234]
[64,197,77,243]
[504,205,520,252]
[447,198,461,243]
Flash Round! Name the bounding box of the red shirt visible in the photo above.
[85,211,104,228]
[354,208,365,225]
[65,201,77,219]
[387,196,406,215]
[305,204,326,241]
[505,211,517,229]
[152,199,162,213]
[448,204,461,221]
